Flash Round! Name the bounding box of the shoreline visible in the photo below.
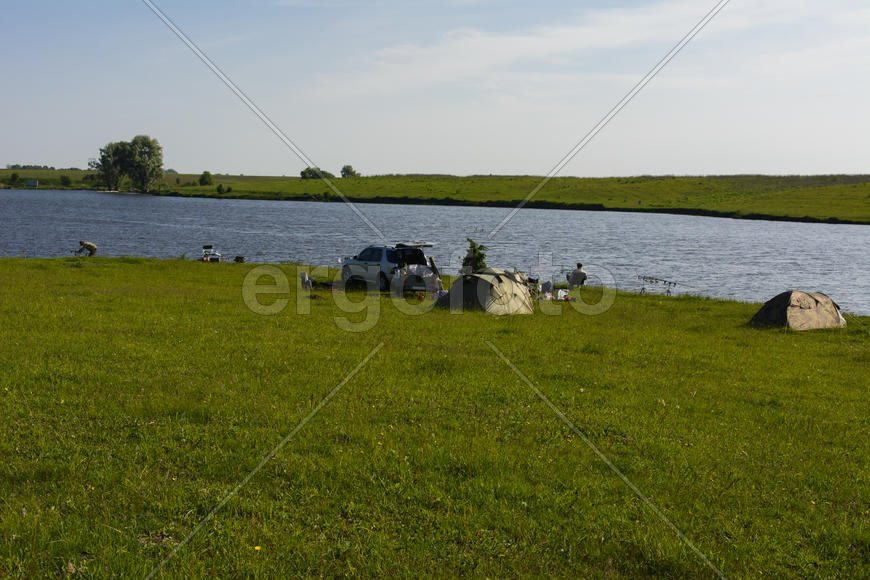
[5,182,869,226]
[4,256,868,316]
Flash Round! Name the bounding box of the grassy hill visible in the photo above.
[2,169,870,223]
[1,258,868,577]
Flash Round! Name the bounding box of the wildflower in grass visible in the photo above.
[254,546,261,551]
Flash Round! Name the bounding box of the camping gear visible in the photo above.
[638,275,679,295]
[202,245,222,262]
[749,291,846,331]
[435,268,534,315]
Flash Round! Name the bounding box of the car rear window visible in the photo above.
[397,248,427,265]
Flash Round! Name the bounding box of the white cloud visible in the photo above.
[286,0,870,176]
[306,0,870,101]
[308,1,704,98]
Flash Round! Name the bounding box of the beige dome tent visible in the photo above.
[436,268,534,315]
[749,291,846,331]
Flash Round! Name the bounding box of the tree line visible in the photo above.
[300,165,360,179]
[9,140,364,192]
[89,135,163,191]
[5,164,81,171]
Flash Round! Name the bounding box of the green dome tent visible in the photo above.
[436,268,534,315]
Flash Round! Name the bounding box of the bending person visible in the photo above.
[76,240,98,256]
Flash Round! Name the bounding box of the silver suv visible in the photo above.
[341,243,439,292]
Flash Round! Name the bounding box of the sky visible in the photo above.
[2,0,869,177]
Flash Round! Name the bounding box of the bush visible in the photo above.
[59,175,72,187]
[216,184,224,194]
[199,171,213,186]
[462,238,488,272]
[300,167,335,180]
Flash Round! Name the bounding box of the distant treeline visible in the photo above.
[6,164,81,171]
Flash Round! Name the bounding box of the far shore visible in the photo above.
[3,170,869,225]
[6,186,868,226]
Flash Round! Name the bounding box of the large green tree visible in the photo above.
[90,141,131,191]
[90,135,163,192]
[127,135,163,192]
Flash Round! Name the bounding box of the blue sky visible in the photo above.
[2,0,869,176]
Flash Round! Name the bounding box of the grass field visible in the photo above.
[3,169,870,224]
[1,258,868,577]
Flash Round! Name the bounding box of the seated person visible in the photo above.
[567,263,587,289]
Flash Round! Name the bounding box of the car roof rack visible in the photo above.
[395,242,433,248]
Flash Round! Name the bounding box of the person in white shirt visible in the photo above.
[567,263,587,289]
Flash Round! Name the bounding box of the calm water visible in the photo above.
[2,189,868,314]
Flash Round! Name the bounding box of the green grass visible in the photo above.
[1,258,868,577]
[3,170,870,223]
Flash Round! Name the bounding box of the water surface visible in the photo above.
[2,190,868,314]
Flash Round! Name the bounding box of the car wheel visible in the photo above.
[341,266,352,283]
[379,273,389,292]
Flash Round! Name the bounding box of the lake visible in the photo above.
[2,189,868,314]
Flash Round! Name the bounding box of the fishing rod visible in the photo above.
[637,275,691,296]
